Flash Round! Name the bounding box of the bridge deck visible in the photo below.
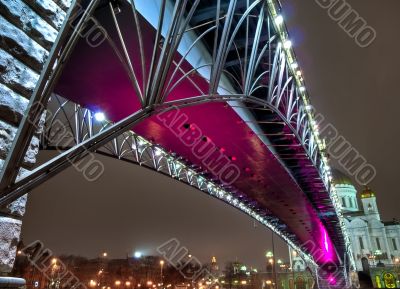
[54,1,340,267]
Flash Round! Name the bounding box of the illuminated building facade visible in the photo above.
[332,170,400,271]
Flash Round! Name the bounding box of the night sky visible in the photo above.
[21,0,400,269]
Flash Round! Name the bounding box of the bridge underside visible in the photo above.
[55,0,343,267]
[0,0,353,284]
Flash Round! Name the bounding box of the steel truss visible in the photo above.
[0,0,355,274]
[39,94,318,267]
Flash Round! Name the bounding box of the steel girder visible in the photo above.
[38,94,317,267]
[0,0,355,278]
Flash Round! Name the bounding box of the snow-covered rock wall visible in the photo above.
[0,0,72,274]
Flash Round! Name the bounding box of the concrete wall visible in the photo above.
[0,0,71,273]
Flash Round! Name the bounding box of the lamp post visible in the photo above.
[160,260,164,285]
[265,252,275,289]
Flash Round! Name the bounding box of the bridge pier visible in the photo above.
[0,0,72,276]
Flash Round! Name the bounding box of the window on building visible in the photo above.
[349,198,354,208]
[368,204,373,212]
[342,197,346,207]
[392,239,398,251]
[376,238,381,250]
[359,237,364,250]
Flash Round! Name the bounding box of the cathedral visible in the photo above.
[289,169,400,288]
[333,169,400,273]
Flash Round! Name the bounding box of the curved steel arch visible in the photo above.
[39,94,318,269]
[0,0,355,283]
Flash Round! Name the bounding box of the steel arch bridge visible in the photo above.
[0,0,355,286]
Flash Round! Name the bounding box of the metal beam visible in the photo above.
[0,0,101,193]
[0,108,152,207]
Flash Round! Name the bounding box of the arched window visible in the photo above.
[368,204,373,212]
[359,237,364,250]
[342,197,346,207]
[295,277,306,289]
[349,198,354,208]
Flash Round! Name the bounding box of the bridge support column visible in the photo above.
[0,0,73,275]
[0,201,26,274]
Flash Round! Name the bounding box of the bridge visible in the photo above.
[0,0,355,287]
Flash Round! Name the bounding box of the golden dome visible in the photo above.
[361,186,375,199]
[332,169,354,186]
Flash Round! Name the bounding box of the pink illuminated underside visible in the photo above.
[54,8,337,265]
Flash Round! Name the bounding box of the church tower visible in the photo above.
[332,169,359,212]
[360,186,381,221]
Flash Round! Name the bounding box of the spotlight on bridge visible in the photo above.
[291,62,298,69]
[299,86,306,92]
[94,112,106,122]
[274,15,284,26]
[283,40,292,49]
[155,148,162,156]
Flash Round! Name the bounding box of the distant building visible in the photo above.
[332,169,400,272]
[286,169,400,288]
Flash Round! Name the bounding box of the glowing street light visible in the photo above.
[115,280,122,286]
[134,251,142,259]
[160,260,164,283]
[102,252,108,258]
[94,112,106,122]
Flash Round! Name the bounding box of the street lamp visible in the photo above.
[160,260,164,284]
[134,251,142,259]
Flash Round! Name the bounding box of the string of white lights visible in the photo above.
[266,0,356,270]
